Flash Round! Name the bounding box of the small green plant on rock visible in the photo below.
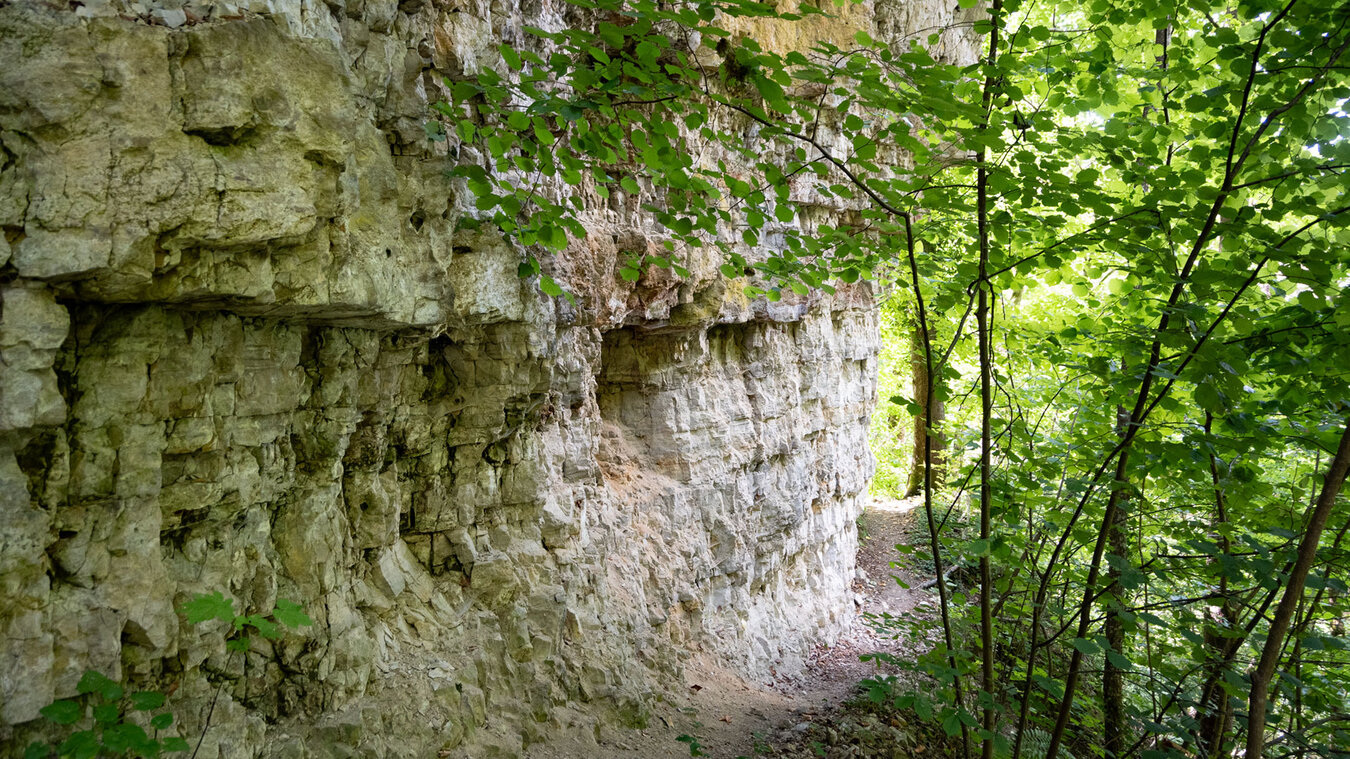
[179,592,312,652]
[25,593,311,759]
[675,733,708,757]
[24,670,187,759]
[178,592,312,745]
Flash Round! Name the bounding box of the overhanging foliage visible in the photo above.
[437,0,1350,756]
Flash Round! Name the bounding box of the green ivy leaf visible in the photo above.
[151,712,175,730]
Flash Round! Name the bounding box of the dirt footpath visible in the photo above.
[527,496,938,759]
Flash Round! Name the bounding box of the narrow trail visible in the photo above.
[528,496,939,759]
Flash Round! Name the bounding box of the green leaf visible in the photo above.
[101,722,151,754]
[941,711,963,736]
[754,76,787,111]
[539,275,564,297]
[888,395,922,415]
[546,224,568,251]
[164,736,190,752]
[1106,651,1133,670]
[181,592,236,626]
[93,703,120,724]
[130,691,166,711]
[24,742,51,759]
[76,670,123,702]
[532,119,555,146]
[151,712,174,730]
[273,599,313,629]
[1033,674,1064,699]
[40,700,82,725]
[242,614,280,640]
[1194,383,1222,414]
[1070,637,1100,655]
[56,731,99,759]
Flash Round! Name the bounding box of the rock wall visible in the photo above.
[0,0,977,755]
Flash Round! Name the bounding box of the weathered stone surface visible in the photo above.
[0,0,976,754]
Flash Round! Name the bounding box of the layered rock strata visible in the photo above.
[0,0,976,754]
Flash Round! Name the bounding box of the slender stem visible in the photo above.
[903,213,970,759]
[975,1,1004,756]
[1245,420,1350,759]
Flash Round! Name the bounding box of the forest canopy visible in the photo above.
[439,0,1350,757]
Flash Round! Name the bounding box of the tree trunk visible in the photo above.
[975,5,1003,756]
[905,322,945,497]
[1197,412,1236,759]
[1244,419,1350,759]
[1102,401,1131,759]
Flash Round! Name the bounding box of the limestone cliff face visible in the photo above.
[0,0,976,755]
